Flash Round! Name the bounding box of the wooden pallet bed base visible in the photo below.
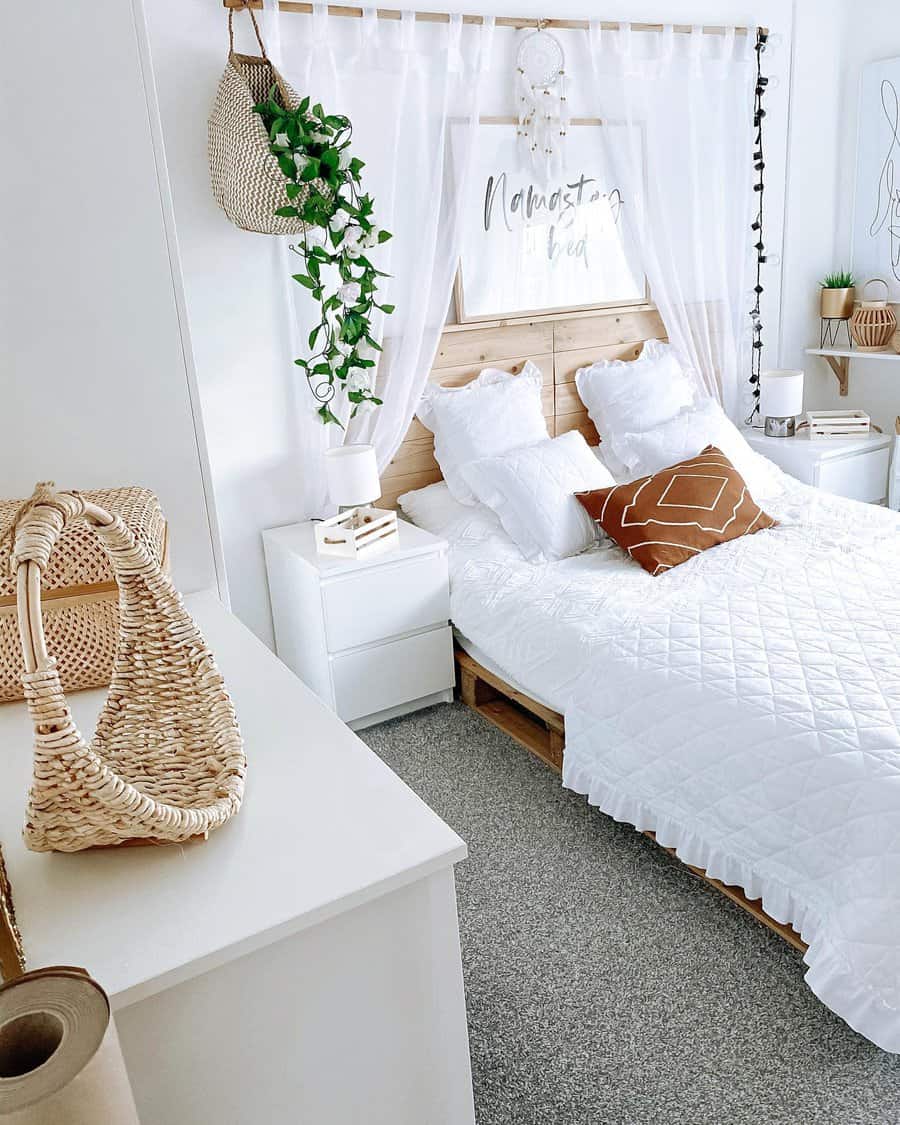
[455,647,808,954]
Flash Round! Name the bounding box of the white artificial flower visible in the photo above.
[336,341,352,357]
[346,368,371,393]
[361,226,379,249]
[293,152,309,173]
[343,224,364,245]
[338,149,352,171]
[275,132,290,148]
[310,130,329,143]
[342,240,362,260]
[338,281,361,305]
[329,355,344,372]
[329,211,350,232]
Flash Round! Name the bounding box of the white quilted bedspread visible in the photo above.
[424,470,900,1051]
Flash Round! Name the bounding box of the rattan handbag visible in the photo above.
[208,6,322,234]
[11,485,245,853]
[0,487,167,703]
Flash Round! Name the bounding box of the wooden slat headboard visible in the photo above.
[378,306,666,509]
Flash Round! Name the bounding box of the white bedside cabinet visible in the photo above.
[264,519,455,729]
[743,428,893,504]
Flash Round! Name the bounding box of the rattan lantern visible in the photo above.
[850,278,898,351]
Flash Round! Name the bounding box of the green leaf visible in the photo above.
[275,206,299,218]
[292,274,317,290]
[285,182,303,200]
[377,230,392,243]
[349,157,365,177]
[379,304,396,315]
[300,96,310,114]
[312,102,324,120]
[308,326,321,350]
[277,153,296,178]
[317,404,344,427]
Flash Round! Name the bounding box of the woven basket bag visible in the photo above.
[0,487,167,704]
[11,485,245,853]
[209,6,322,235]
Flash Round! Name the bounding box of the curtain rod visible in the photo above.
[221,1,766,37]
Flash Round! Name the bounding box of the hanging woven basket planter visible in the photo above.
[208,6,327,235]
[11,485,246,853]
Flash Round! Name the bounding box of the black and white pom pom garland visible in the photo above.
[748,27,768,419]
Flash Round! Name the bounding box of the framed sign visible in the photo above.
[454,119,647,323]
[852,58,900,298]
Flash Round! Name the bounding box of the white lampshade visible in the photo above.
[760,369,804,418]
[325,444,381,507]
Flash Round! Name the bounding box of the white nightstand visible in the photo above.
[743,427,893,504]
[263,519,455,729]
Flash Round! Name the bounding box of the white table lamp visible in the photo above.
[760,369,804,437]
[317,444,398,559]
[325,444,381,511]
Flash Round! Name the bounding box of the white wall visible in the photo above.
[144,0,815,646]
[1,0,223,598]
[808,0,900,434]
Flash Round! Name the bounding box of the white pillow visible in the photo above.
[416,362,549,505]
[613,397,784,499]
[459,431,616,562]
[575,340,695,473]
[398,480,472,533]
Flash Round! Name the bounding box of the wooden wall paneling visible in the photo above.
[553,309,665,353]
[434,322,552,369]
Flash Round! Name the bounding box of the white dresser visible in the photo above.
[0,593,474,1125]
[264,520,455,729]
[743,428,893,504]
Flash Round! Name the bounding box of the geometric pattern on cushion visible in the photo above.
[575,445,776,575]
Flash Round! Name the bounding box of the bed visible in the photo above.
[381,309,900,1052]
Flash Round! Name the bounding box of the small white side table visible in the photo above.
[264,519,455,729]
[743,427,892,504]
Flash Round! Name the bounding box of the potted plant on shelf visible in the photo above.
[820,270,856,320]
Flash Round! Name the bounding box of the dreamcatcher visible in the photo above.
[516,21,568,184]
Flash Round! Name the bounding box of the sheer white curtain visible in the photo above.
[582,23,756,420]
[264,3,494,514]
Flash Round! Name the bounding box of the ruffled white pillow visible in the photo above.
[416,362,549,505]
[460,430,616,562]
[613,397,784,500]
[575,340,695,473]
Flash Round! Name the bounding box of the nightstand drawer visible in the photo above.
[332,626,454,722]
[816,447,890,503]
[322,552,450,652]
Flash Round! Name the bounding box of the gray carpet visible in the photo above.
[360,702,900,1125]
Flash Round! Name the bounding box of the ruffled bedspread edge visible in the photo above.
[562,755,900,1053]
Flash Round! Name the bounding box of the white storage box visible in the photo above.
[314,507,399,559]
[806,409,871,439]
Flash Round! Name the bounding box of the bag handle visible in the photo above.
[228,2,269,60]
[863,277,890,303]
[11,484,123,675]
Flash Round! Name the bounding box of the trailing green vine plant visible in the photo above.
[253,89,394,426]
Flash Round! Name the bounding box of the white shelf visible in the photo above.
[806,347,900,361]
[805,345,900,396]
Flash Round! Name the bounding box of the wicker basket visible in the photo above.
[850,278,898,351]
[208,7,324,235]
[0,486,167,703]
[11,485,245,853]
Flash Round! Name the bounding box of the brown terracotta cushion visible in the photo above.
[575,445,776,576]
